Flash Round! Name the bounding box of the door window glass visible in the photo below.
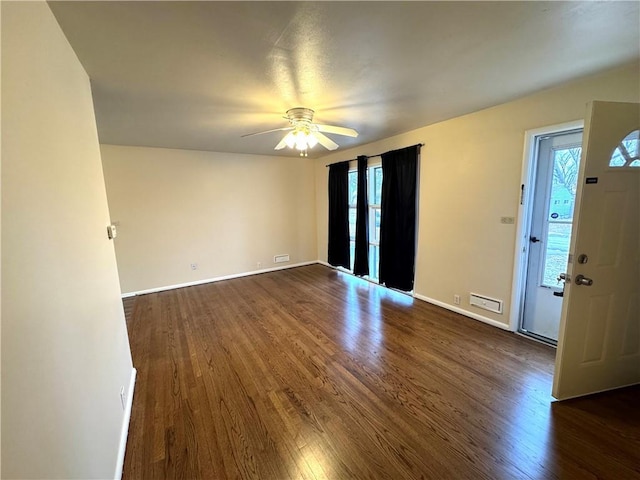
[542,146,581,287]
[609,129,639,167]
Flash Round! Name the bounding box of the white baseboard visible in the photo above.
[413,293,510,331]
[114,367,137,480]
[121,261,318,297]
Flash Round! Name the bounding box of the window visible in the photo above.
[609,129,640,167]
[368,165,382,281]
[347,164,383,281]
[541,145,580,287]
[348,171,357,271]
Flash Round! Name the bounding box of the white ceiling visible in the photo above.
[49,1,640,158]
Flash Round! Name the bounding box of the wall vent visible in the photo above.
[274,254,290,264]
[469,293,503,314]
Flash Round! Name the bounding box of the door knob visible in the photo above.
[575,274,593,286]
[530,236,541,243]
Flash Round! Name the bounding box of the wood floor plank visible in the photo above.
[122,264,640,479]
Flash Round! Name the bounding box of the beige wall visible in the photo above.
[1,3,134,478]
[0,3,3,473]
[316,62,640,328]
[101,145,317,294]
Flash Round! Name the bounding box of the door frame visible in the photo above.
[509,120,584,332]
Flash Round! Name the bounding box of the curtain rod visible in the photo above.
[325,143,424,167]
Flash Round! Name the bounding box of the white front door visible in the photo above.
[553,101,640,400]
[522,131,582,343]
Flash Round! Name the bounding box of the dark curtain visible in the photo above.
[327,162,350,268]
[379,145,420,291]
[353,155,369,276]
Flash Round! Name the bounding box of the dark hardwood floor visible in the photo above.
[122,264,640,479]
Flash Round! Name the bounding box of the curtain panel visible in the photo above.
[353,155,370,276]
[327,162,350,268]
[379,145,420,291]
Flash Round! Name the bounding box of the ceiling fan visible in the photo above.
[242,107,358,156]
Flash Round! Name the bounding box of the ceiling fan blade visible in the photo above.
[316,124,358,137]
[312,132,339,151]
[274,134,290,150]
[241,126,293,138]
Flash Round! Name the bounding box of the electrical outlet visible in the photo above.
[190,263,198,270]
[120,386,126,410]
[453,294,461,305]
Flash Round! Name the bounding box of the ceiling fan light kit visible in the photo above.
[242,107,358,157]
[283,130,319,150]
